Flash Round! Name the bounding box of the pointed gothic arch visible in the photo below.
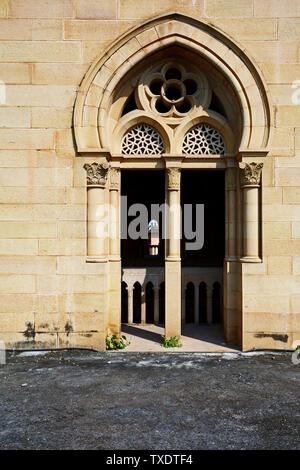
[74,12,272,156]
[78,13,271,350]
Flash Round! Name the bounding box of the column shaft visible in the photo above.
[165,167,181,339]
[87,186,107,257]
[226,166,237,259]
[243,186,259,258]
[239,162,263,261]
[84,161,109,260]
[154,287,159,324]
[141,290,146,324]
[181,283,185,324]
[207,287,212,324]
[228,188,236,257]
[107,168,121,334]
[194,283,199,324]
[128,288,133,324]
[109,189,120,258]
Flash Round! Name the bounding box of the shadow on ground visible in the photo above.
[122,324,162,343]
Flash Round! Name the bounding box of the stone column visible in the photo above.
[108,167,121,334]
[154,286,159,324]
[109,168,120,260]
[224,161,238,344]
[128,286,133,324]
[194,283,199,324]
[207,285,213,324]
[239,162,263,262]
[225,163,237,260]
[141,289,146,324]
[165,167,181,339]
[83,161,109,261]
[181,282,186,324]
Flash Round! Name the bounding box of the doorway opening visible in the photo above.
[120,168,228,350]
[181,170,225,341]
[121,170,165,325]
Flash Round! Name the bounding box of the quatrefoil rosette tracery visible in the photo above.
[137,62,211,124]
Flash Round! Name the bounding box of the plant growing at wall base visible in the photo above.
[106,334,130,350]
[161,335,182,348]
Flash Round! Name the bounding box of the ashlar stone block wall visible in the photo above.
[0,0,299,350]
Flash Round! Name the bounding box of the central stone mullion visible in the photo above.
[165,167,181,340]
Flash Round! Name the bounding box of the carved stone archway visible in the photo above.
[75,13,272,349]
[74,13,272,154]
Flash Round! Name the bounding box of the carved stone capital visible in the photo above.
[109,168,120,191]
[239,162,263,187]
[83,161,110,187]
[167,167,181,191]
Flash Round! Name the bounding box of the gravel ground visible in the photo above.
[0,350,299,450]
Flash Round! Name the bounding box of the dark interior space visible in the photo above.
[121,170,224,325]
[185,282,195,323]
[181,170,225,266]
[121,170,165,267]
[133,282,142,323]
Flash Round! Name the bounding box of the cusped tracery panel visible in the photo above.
[137,61,211,125]
[121,124,164,155]
[182,124,225,155]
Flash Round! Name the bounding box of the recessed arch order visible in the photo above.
[74,12,272,156]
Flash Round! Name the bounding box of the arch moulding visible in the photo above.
[74,12,272,159]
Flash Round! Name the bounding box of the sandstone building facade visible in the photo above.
[0,0,299,351]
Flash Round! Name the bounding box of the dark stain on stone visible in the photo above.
[255,333,288,343]
[23,322,36,340]
[65,321,73,336]
[15,339,56,349]
[39,323,49,329]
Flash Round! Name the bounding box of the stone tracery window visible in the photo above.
[138,62,211,122]
[121,124,164,155]
[115,58,232,155]
[182,124,225,155]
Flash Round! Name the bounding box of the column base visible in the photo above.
[108,256,121,262]
[86,256,107,263]
[165,256,181,262]
[239,256,262,263]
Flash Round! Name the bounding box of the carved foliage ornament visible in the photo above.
[239,162,263,187]
[167,168,181,191]
[83,161,110,187]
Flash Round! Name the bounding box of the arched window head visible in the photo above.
[121,124,164,155]
[182,124,225,155]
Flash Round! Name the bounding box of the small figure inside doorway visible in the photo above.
[148,219,159,256]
